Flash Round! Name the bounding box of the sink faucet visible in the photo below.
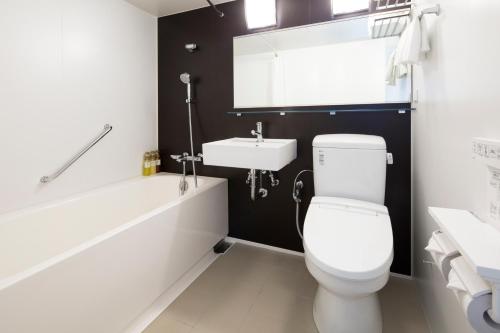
[251,122,263,143]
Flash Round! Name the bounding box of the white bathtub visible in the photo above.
[0,174,228,333]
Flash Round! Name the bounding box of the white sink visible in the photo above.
[202,138,297,171]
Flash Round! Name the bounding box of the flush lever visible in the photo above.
[387,153,394,165]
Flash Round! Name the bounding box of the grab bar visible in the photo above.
[40,124,113,184]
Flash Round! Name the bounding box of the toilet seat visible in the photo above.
[304,196,393,281]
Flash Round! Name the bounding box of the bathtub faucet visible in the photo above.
[170,153,203,164]
[171,153,189,195]
[170,153,203,195]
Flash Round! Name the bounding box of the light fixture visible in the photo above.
[245,0,277,29]
[331,0,368,16]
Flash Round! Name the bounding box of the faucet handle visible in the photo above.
[170,154,185,163]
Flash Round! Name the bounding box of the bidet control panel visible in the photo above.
[473,138,500,230]
[473,137,500,168]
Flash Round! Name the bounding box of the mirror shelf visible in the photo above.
[228,103,414,116]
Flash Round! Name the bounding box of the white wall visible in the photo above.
[0,0,157,214]
[413,0,500,332]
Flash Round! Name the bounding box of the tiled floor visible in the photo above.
[144,244,430,333]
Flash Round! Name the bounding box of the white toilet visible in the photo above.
[304,134,394,333]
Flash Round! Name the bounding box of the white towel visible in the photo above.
[386,50,397,85]
[420,15,431,55]
[386,50,409,86]
[395,16,422,65]
[395,13,432,65]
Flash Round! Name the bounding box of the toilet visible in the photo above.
[304,134,394,333]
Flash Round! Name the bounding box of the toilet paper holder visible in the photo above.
[424,230,460,280]
[428,207,500,331]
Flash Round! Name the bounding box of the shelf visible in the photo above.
[229,103,414,116]
[429,207,500,283]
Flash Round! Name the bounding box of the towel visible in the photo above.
[386,50,409,86]
[395,16,421,64]
[420,15,431,55]
[395,13,432,65]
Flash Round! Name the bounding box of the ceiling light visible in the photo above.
[245,0,277,29]
[331,0,368,16]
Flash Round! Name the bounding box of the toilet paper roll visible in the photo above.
[447,258,500,333]
[450,285,500,333]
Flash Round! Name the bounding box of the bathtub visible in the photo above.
[0,174,228,333]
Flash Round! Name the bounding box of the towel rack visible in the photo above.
[418,4,441,19]
[40,124,113,184]
[371,11,411,39]
[371,1,441,39]
[374,0,413,11]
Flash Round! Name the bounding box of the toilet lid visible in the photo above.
[303,196,394,281]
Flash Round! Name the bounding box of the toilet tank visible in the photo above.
[313,134,388,205]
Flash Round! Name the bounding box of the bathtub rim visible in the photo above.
[0,173,227,291]
[0,173,219,224]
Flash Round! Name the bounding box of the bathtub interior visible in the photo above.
[0,174,216,284]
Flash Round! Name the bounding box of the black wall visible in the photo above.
[158,0,412,275]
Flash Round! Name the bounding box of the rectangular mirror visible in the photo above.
[233,16,411,109]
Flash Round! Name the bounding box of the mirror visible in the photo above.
[233,17,411,109]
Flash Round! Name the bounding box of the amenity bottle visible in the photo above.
[143,152,151,176]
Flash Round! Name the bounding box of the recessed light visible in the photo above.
[245,0,277,29]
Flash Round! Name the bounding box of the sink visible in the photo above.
[202,138,297,171]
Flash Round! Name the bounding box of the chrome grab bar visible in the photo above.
[40,124,113,184]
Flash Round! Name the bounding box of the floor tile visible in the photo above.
[143,244,430,333]
[144,315,193,333]
[380,276,430,333]
[161,288,216,327]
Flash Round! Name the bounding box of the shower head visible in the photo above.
[180,73,191,84]
[180,73,193,103]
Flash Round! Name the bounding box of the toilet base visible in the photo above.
[313,285,383,333]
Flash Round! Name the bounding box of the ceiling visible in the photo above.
[125,0,236,17]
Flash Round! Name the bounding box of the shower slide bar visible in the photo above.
[40,124,113,184]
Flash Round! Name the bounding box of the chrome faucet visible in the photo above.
[170,152,204,195]
[171,153,189,195]
[251,122,263,143]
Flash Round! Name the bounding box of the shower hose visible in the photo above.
[292,170,313,240]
